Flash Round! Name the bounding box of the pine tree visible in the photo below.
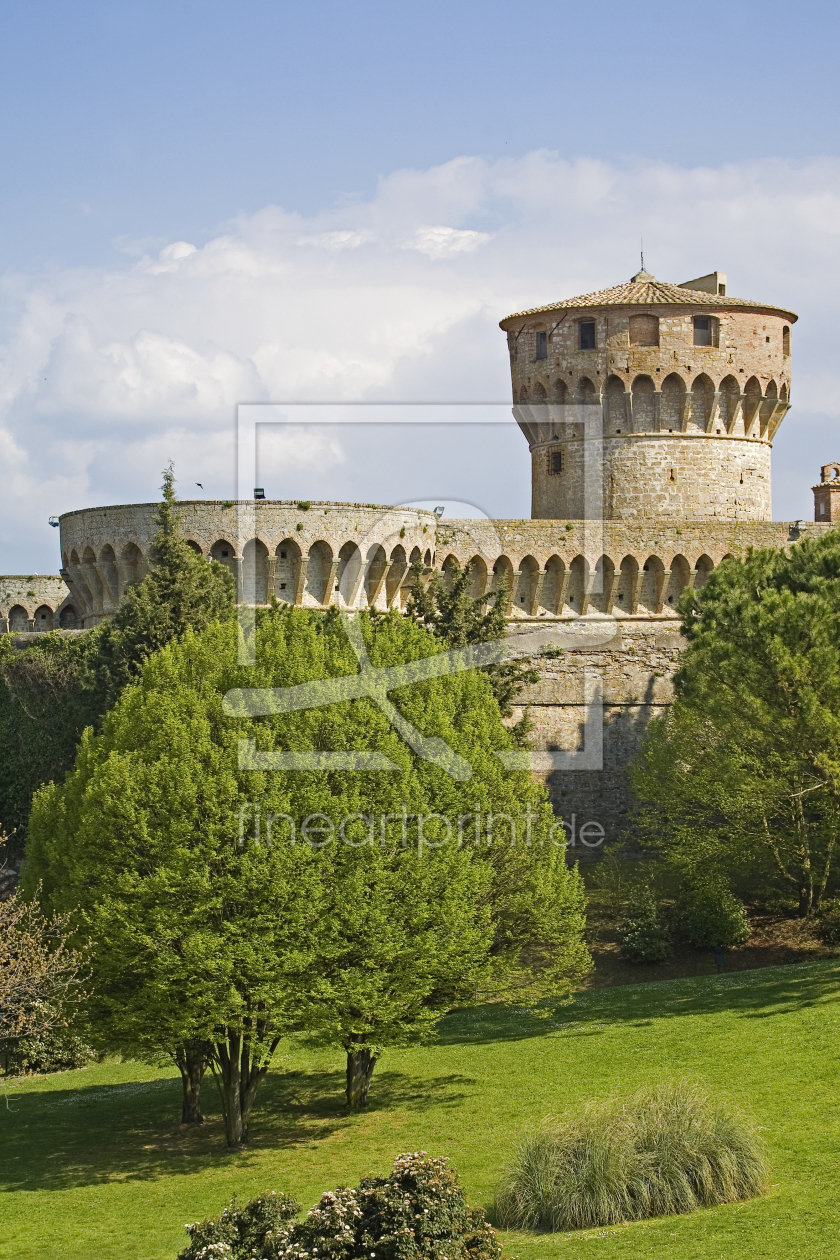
[630,527,840,916]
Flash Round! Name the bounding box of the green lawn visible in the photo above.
[2,961,840,1260]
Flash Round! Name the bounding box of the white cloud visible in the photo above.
[297,229,375,250]
[2,151,840,570]
[406,226,492,258]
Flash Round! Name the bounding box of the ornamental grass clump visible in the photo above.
[495,1081,768,1232]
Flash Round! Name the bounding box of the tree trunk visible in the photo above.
[211,1031,278,1147]
[175,1042,209,1124]
[345,1045,378,1110]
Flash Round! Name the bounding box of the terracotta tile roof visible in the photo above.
[500,271,798,325]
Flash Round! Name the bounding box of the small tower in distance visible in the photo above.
[813,463,840,523]
[500,269,797,521]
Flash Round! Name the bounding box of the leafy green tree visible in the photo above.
[0,465,234,857]
[25,606,590,1137]
[630,529,840,916]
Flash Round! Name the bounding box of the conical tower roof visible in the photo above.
[500,271,797,326]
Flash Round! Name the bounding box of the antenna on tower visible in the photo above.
[640,238,644,272]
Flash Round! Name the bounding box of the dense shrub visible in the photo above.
[178,1192,301,1260]
[618,889,672,963]
[816,901,840,945]
[495,1080,769,1232]
[0,1025,95,1076]
[678,879,751,949]
[177,1155,501,1260]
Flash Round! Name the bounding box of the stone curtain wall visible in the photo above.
[0,575,74,633]
[508,619,684,852]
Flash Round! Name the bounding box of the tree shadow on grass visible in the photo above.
[0,1066,475,1193]
[436,960,840,1046]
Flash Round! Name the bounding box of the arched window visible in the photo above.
[575,376,597,405]
[694,555,714,589]
[121,542,143,586]
[660,373,686,432]
[466,556,488,600]
[719,375,740,433]
[531,381,547,405]
[59,605,79,629]
[760,380,778,435]
[552,379,568,405]
[336,541,362,607]
[365,545,388,608]
[275,539,301,603]
[605,375,627,433]
[638,555,665,614]
[34,605,54,631]
[690,374,714,431]
[386,545,408,608]
[593,555,616,614]
[492,555,514,605]
[8,605,28,632]
[631,375,655,432]
[441,554,459,592]
[242,539,269,604]
[743,377,762,436]
[305,541,333,606]
[568,555,588,614]
[783,326,790,356]
[542,555,565,614]
[617,556,640,612]
[517,556,540,614]
[667,556,691,607]
[210,540,236,574]
[629,314,659,347]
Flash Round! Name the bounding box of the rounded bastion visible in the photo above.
[59,500,438,628]
[501,269,797,521]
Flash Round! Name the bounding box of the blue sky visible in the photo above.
[2,1,839,569]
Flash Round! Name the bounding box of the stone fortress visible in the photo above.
[2,267,838,841]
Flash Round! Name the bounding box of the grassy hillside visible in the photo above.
[2,961,839,1260]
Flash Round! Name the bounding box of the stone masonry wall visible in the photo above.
[507,305,793,520]
[0,575,73,632]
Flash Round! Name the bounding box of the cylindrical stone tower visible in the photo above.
[500,270,797,520]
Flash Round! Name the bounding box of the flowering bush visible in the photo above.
[282,1153,502,1260]
[178,1191,300,1260]
[177,1155,502,1260]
